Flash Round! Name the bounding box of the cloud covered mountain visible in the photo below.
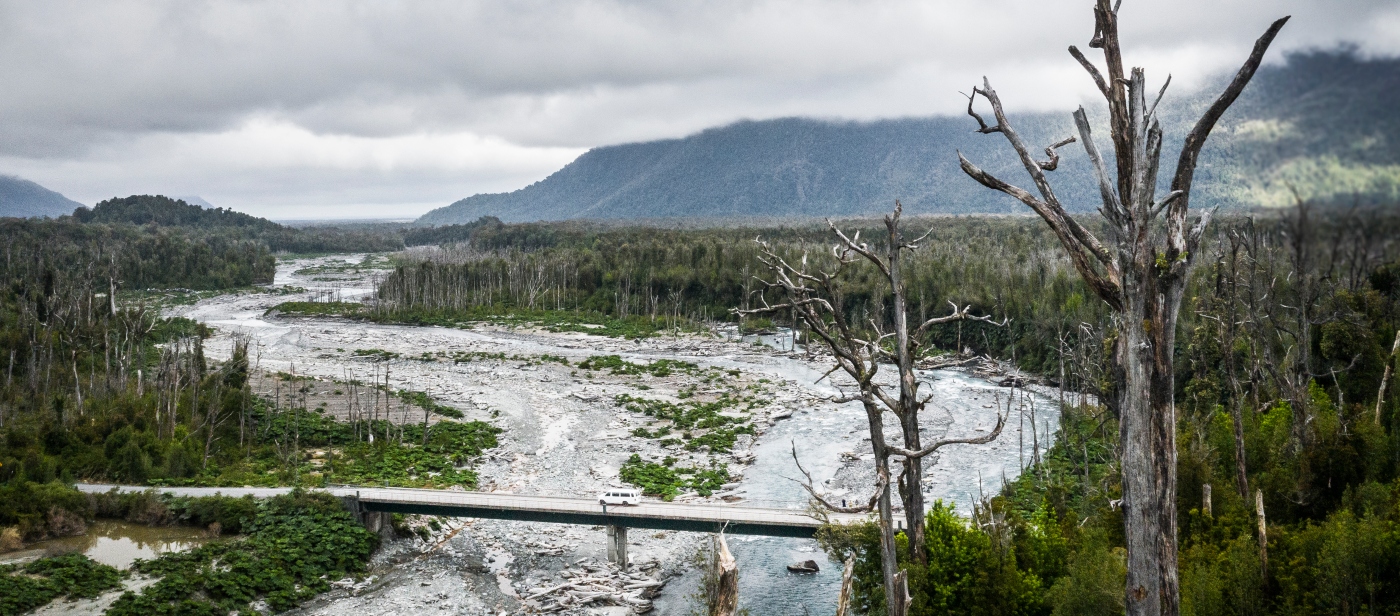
[420,51,1400,224]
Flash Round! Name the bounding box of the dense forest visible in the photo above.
[369,205,1400,614]
[74,195,405,254]
[0,207,490,548]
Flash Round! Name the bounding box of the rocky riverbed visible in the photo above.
[154,254,1059,615]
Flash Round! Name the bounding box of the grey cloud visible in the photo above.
[0,0,1392,216]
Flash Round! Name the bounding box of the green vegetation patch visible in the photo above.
[206,407,499,489]
[105,491,378,615]
[578,355,696,377]
[0,554,123,616]
[351,348,398,360]
[619,454,730,501]
[615,394,755,453]
[270,301,364,318]
[395,390,464,419]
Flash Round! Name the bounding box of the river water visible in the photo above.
[173,254,1060,615]
[654,359,1058,615]
[0,521,209,570]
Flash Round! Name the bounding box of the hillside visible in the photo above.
[76,194,284,230]
[420,50,1400,225]
[0,175,85,218]
[75,194,403,253]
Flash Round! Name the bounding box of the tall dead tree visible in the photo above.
[957,3,1288,615]
[738,203,1004,616]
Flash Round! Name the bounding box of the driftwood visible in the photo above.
[521,559,665,614]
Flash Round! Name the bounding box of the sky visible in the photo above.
[1,1,1397,220]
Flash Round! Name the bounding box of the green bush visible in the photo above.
[0,554,123,616]
[0,481,92,541]
[106,490,378,615]
[1045,531,1124,616]
[619,454,728,500]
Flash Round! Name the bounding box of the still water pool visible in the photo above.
[0,520,209,569]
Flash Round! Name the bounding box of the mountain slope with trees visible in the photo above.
[419,50,1400,224]
[75,195,403,253]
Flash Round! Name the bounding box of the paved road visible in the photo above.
[75,483,866,537]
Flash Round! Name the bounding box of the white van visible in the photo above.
[598,489,642,506]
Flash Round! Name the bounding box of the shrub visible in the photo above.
[106,490,378,615]
[0,554,123,616]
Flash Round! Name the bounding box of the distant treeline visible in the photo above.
[401,215,503,247]
[380,215,1105,380]
[2,217,273,290]
[73,195,404,254]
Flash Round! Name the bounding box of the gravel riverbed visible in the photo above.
[153,254,1059,616]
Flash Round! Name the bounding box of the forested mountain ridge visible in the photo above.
[74,194,403,254]
[76,195,283,231]
[0,175,85,219]
[419,50,1400,224]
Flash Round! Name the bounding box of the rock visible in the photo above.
[787,560,820,573]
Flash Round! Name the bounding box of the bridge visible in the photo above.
[76,484,867,568]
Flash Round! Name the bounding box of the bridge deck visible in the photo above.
[351,486,865,537]
[76,484,867,538]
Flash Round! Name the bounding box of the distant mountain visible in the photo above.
[0,176,85,218]
[420,50,1400,225]
[176,195,217,209]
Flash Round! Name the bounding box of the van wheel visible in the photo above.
[600,500,607,505]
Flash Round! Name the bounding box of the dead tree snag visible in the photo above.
[958,3,1287,615]
[737,203,1005,616]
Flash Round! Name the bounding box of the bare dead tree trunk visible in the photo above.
[1255,489,1268,578]
[958,4,1287,614]
[1377,329,1400,424]
[1224,232,1251,499]
[739,204,1005,616]
[709,533,739,616]
[835,557,856,616]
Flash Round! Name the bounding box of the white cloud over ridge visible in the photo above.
[0,0,1393,218]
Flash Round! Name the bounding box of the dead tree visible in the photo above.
[957,2,1288,614]
[708,533,739,616]
[1380,329,1400,425]
[738,203,1005,616]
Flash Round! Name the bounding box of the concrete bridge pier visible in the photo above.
[342,494,395,541]
[606,525,628,568]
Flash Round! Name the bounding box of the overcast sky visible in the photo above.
[1,1,1396,220]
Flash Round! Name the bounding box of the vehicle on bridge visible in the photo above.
[598,489,641,505]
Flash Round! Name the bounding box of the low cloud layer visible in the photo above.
[2,0,1395,219]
